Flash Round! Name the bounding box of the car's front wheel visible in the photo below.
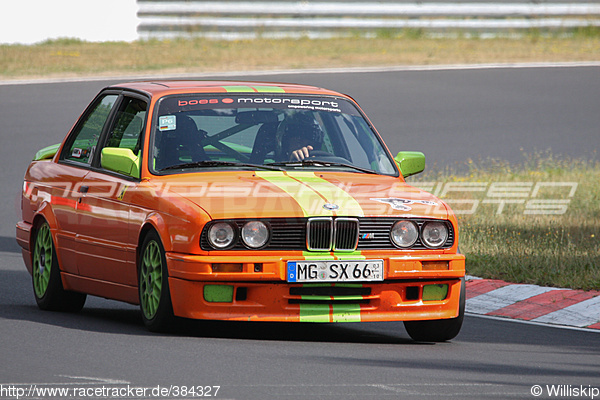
[403,277,465,342]
[138,230,175,332]
[32,220,86,312]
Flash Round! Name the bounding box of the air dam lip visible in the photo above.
[170,279,463,322]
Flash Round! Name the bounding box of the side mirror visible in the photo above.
[394,151,425,178]
[34,143,61,161]
[101,147,140,178]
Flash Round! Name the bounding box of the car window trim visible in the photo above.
[147,93,400,177]
[58,90,150,182]
[58,89,123,167]
[93,91,150,178]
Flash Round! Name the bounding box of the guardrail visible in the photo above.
[137,1,600,39]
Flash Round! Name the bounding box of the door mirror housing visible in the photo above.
[101,147,140,178]
[34,143,61,161]
[394,151,425,178]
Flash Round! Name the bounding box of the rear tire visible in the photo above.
[32,221,86,312]
[404,278,465,342]
[139,230,175,332]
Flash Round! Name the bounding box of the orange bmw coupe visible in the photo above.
[16,81,465,341]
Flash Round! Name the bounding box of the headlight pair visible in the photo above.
[390,220,449,249]
[207,221,269,250]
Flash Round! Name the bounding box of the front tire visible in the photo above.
[404,278,465,342]
[139,230,175,332]
[32,221,86,312]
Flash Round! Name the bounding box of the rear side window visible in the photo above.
[63,94,118,164]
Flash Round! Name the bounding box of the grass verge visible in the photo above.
[409,151,600,291]
[1,30,600,79]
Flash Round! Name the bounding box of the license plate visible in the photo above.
[287,260,384,283]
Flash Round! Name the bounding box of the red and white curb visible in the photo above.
[465,276,600,331]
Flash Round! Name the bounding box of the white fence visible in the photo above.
[137,1,600,39]
[2,1,600,44]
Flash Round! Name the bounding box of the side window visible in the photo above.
[105,97,148,153]
[63,94,118,164]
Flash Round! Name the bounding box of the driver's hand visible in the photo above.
[290,145,313,161]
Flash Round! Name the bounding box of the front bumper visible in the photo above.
[166,253,465,322]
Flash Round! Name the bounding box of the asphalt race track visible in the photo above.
[0,66,599,399]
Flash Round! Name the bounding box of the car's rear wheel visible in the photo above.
[32,220,86,312]
[139,230,175,332]
[403,277,465,342]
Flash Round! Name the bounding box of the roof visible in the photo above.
[108,80,348,98]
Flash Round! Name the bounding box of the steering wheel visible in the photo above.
[309,150,351,164]
[309,150,335,158]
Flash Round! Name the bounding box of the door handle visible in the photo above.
[78,185,89,203]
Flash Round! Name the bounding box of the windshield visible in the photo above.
[151,94,397,175]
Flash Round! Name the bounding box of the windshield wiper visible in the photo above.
[266,160,378,174]
[161,160,283,171]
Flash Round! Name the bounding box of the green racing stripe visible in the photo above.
[299,301,362,323]
[286,171,364,217]
[222,85,286,93]
[256,171,367,322]
[255,171,364,217]
[299,283,364,322]
[254,171,332,217]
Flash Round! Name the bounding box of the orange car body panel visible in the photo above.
[18,81,465,323]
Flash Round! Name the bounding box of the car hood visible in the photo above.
[158,170,448,220]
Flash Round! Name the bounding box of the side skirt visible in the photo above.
[61,272,139,305]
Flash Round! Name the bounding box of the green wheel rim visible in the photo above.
[140,240,163,320]
[32,223,53,298]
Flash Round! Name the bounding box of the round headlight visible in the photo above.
[421,221,449,248]
[391,220,419,248]
[241,221,269,249]
[208,222,236,249]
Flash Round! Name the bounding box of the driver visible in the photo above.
[279,115,325,161]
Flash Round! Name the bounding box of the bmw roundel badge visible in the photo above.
[323,203,340,211]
